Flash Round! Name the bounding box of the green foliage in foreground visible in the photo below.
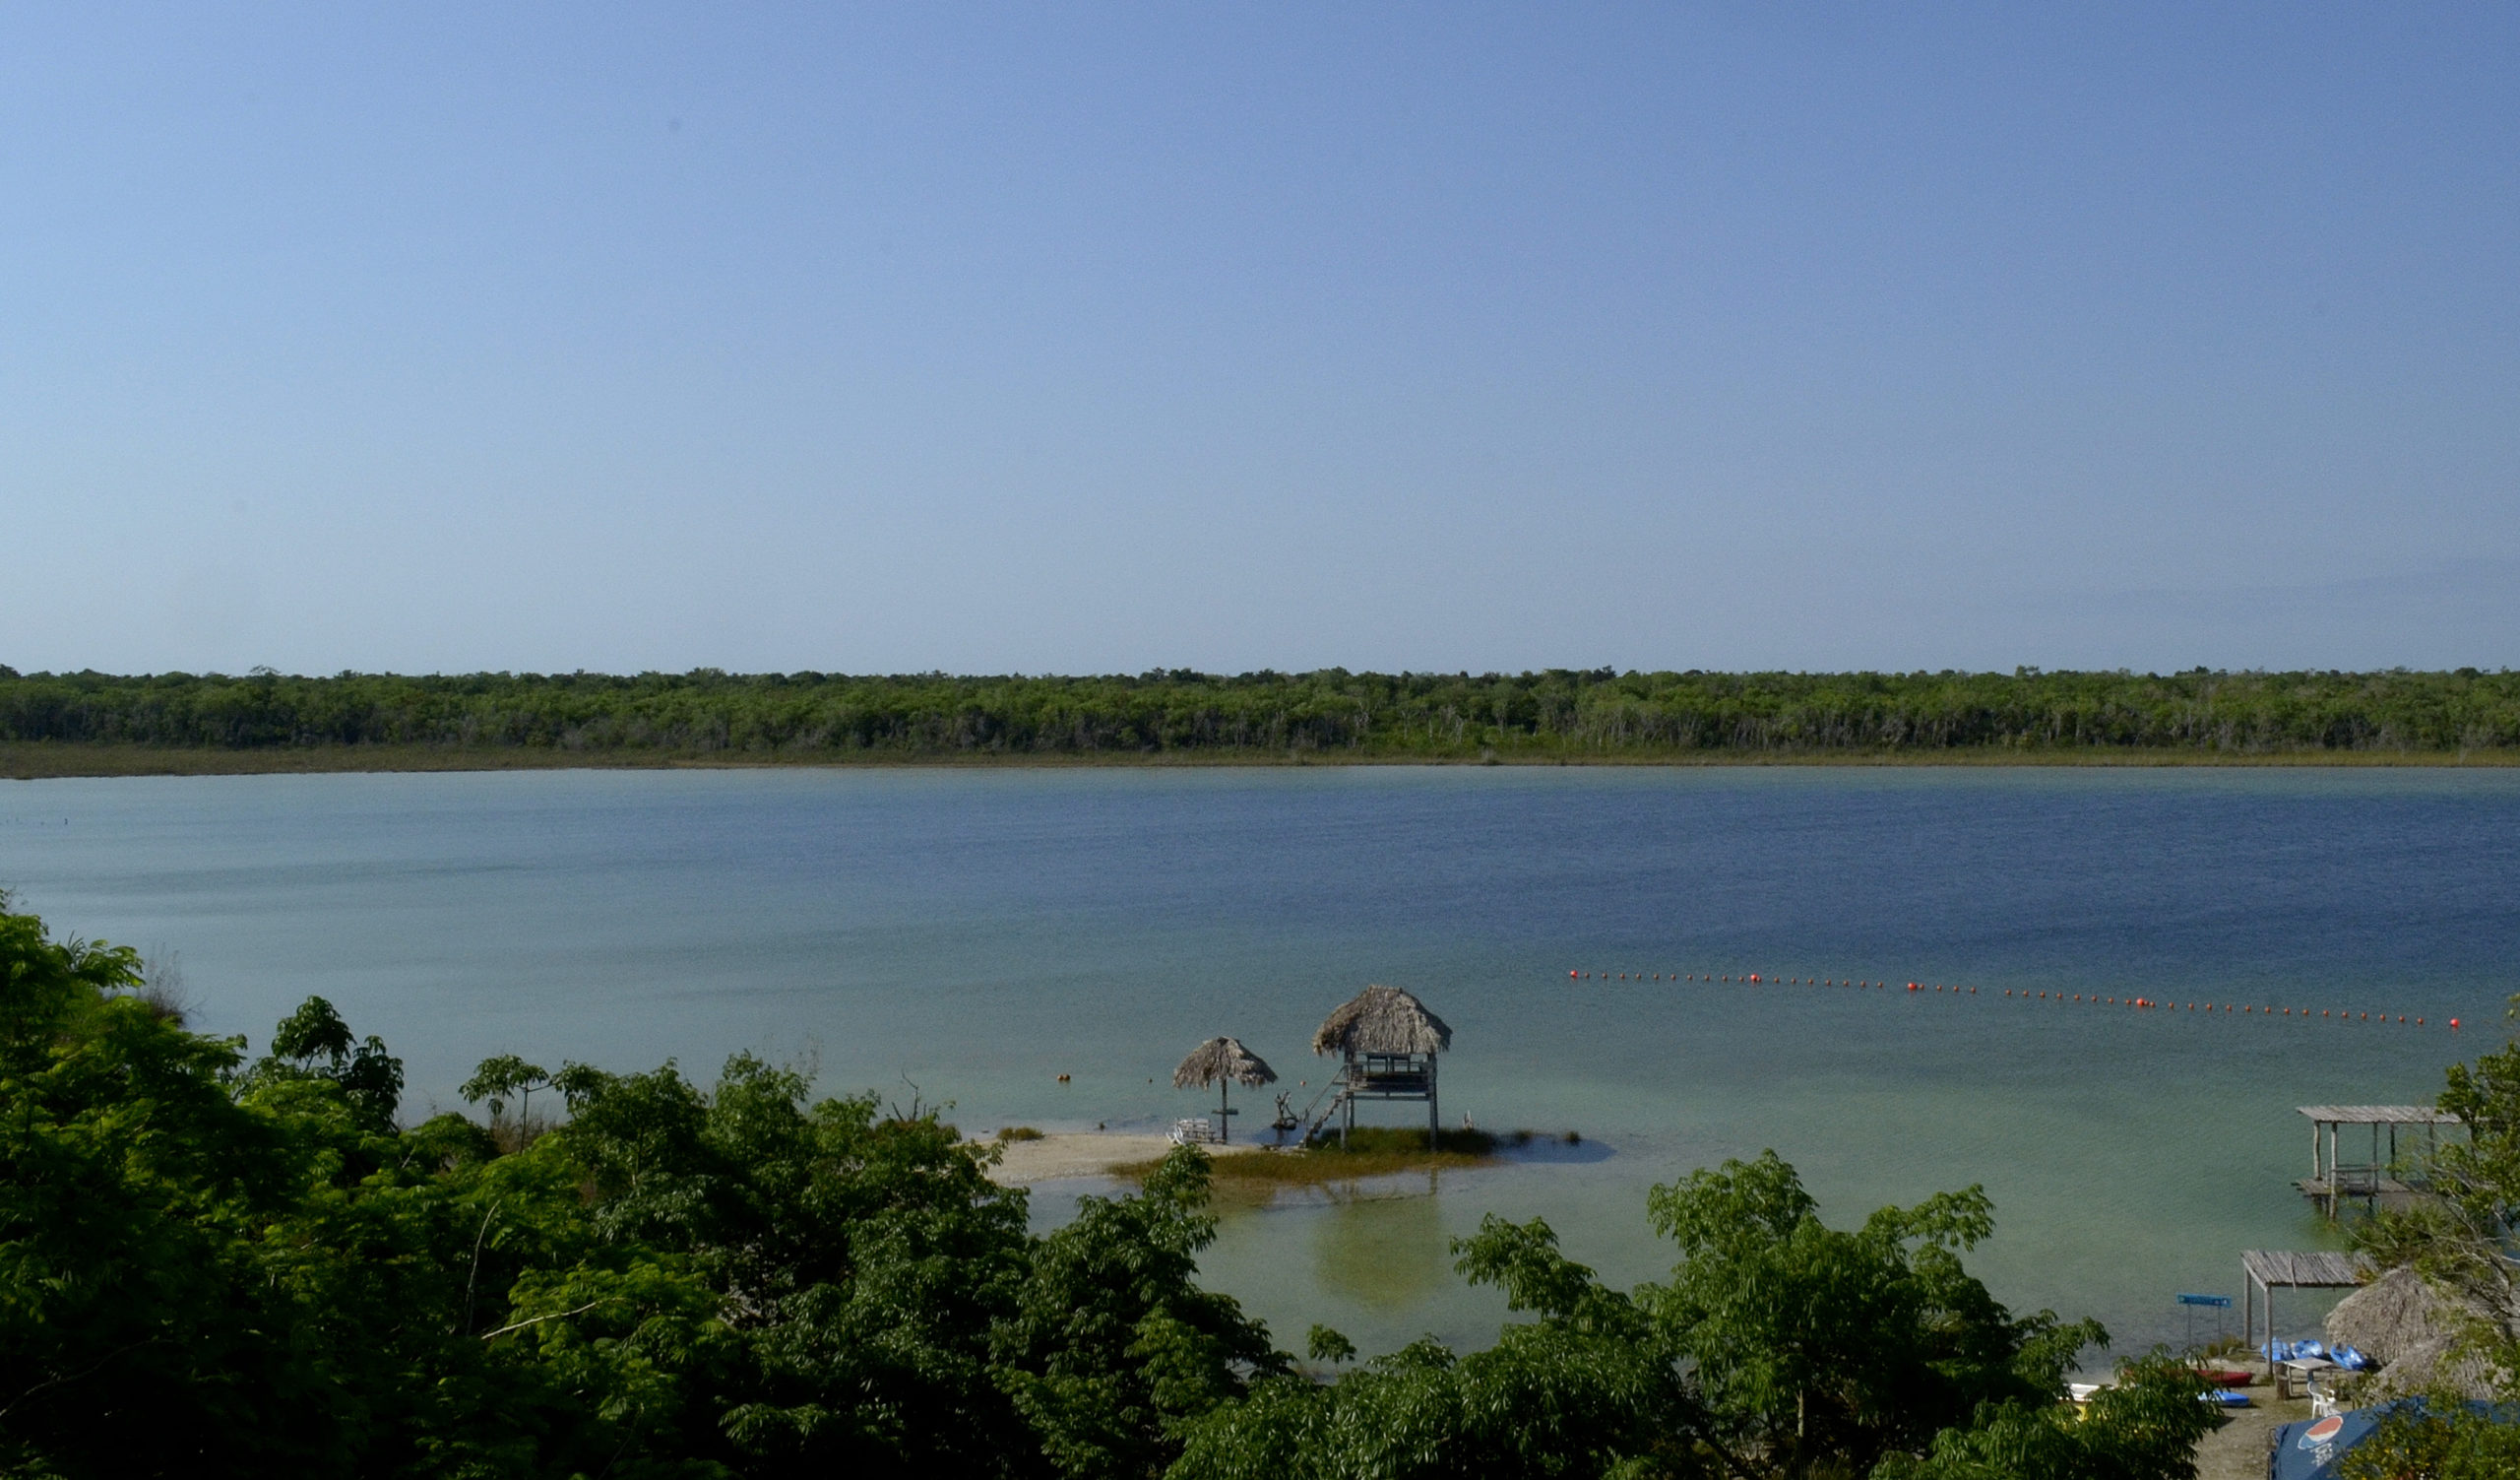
[6,665,2520,758]
[2339,997,2520,1478]
[2338,1401,2520,1480]
[1,898,2214,1479]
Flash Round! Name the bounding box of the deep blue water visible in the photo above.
[3,765,2510,1360]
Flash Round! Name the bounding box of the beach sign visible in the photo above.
[2175,1291,2233,1346]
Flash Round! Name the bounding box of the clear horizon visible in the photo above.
[6,5,2515,676]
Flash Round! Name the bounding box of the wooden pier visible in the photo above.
[2295,1105,2460,1216]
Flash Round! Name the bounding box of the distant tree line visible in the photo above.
[3,665,2517,758]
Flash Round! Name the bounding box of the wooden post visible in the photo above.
[1341,1060,1353,1148]
[1427,1055,1439,1148]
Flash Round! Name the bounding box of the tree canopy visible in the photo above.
[2337,998,2520,1479]
[0,894,2214,1478]
[4,665,2518,761]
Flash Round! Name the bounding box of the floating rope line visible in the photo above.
[1560,970,2455,1030]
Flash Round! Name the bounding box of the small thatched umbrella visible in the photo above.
[1310,985,1453,1058]
[1173,1037,1277,1144]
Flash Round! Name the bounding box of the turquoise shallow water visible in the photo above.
[2,765,2511,1362]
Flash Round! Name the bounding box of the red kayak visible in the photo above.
[2196,1369,2252,1387]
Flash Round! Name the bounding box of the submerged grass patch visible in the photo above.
[1109,1126,1574,1191]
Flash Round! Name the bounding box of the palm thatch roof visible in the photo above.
[1173,1036,1277,1090]
[2327,1264,2513,1401]
[1310,985,1452,1058]
[2361,1332,2506,1402]
[2328,1266,2456,1367]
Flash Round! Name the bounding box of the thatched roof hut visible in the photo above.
[1311,985,1452,1058]
[2327,1265,2511,1401]
[2328,1266,2454,1367]
[1173,1036,1277,1090]
[2362,1332,2505,1402]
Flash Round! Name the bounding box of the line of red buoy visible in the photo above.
[1561,969,2453,1029]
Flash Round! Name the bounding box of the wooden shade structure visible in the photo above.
[2297,1105,2460,1216]
[2241,1250,2368,1360]
[1173,1036,1276,1144]
[1311,985,1451,1146]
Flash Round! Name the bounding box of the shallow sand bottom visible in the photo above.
[985,1132,1267,1185]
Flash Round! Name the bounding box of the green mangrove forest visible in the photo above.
[13,893,2520,1476]
[3,667,2519,772]
[0,894,2232,1479]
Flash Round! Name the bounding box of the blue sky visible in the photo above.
[5,5,2514,675]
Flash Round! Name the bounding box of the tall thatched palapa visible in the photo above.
[1311,985,1453,1146]
[2326,1265,2511,1401]
[1173,1036,1276,1144]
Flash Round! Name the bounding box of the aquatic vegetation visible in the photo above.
[1112,1126,1502,1193]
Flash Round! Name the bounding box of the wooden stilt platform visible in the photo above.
[2241,1250,2369,1356]
[2295,1105,2460,1217]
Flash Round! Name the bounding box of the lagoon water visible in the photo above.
[4,766,2514,1363]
